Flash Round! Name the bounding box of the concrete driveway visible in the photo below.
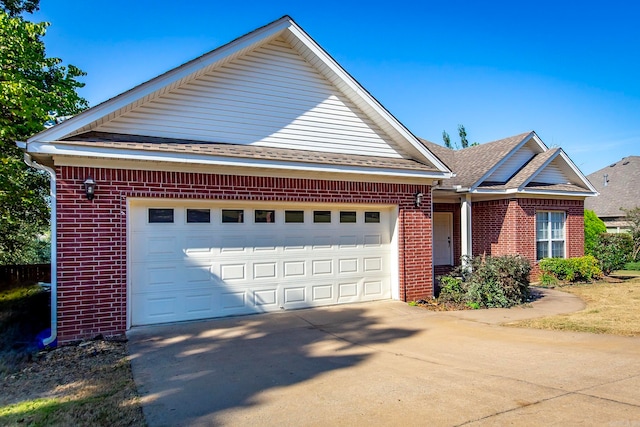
[128,289,640,426]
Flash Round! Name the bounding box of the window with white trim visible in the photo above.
[536,211,565,259]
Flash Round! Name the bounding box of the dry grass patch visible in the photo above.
[508,277,640,336]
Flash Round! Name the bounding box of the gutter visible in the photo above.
[17,141,57,348]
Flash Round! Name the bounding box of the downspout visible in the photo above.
[19,143,57,348]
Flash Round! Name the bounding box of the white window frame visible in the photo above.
[536,210,566,260]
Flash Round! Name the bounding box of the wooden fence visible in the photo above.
[0,264,51,288]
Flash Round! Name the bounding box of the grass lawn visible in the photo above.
[0,284,145,426]
[508,276,640,337]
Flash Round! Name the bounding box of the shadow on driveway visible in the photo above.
[127,305,419,426]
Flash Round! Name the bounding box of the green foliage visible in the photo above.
[622,207,640,261]
[442,130,452,149]
[0,0,39,16]
[539,272,559,287]
[592,233,633,275]
[624,261,640,271]
[538,255,603,283]
[584,209,606,256]
[438,255,531,308]
[458,124,469,148]
[0,11,87,264]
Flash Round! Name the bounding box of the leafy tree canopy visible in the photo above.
[441,124,479,149]
[584,209,606,256]
[622,207,640,261]
[0,9,87,264]
[0,0,38,16]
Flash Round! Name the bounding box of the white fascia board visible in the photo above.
[29,142,449,180]
[519,188,597,197]
[557,149,599,193]
[470,131,536,191]
[27,17,293,144]
[285,24,452,176]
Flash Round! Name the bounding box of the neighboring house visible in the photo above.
[585,156,640,233]
[18,16,595,344]
[421,134,597,278]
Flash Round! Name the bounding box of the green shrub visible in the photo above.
[592,233,633,274]
[584,209,606,256]
[539,255,602,283]
[624,261,640,271]
[438,255,531,308]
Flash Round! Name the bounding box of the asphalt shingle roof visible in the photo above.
[585,156,640,217]
[61,132,440,172]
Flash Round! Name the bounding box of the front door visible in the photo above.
[433,212,453,265]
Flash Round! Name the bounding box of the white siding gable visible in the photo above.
[530,157,571,184]
[94,37,405,158]
[485,145,536,183]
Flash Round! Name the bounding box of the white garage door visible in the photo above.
[129,200,394,326]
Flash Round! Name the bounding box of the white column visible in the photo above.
[461,194,472,263]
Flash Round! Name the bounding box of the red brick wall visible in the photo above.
[472,198,584,279]
[56,166,433,342]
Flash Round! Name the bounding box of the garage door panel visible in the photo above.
[130,203,393,326]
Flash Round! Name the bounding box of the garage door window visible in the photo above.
[186,209,210,223]
[222,209,244,223]
[255,210,275,223]
[340,211,357,223]
[148,208,174,223]
[314,211,331,223]
[365,212,380,223]
[285,210,304,223]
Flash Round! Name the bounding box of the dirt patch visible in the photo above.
[0,338,145,426]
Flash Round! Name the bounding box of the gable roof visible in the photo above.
[585,156,640,217]
[421,131,597,196]
[24,16,451,179]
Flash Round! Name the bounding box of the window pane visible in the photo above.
[285,210,304,223]
[314,211,331,223]
[536,217,548,240]
[340,211,356,223]
[537,241,548,260]
[365,211,380,223]
[551,213,564,239]
[186,209,210,223]
[552,241,565,258]
[255,210,275,223]
[222,209,244,223]
[149,208,174,223]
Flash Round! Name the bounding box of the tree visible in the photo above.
[584,209,606,256]
[442,124,478,149]
[458,124,469,148]
[442,131,452,149]
[0,0,38,16]
[0,9,87,264]
[622,207,640,261]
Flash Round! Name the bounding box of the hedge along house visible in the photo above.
[18,16,454,344]
[421,133,597,280]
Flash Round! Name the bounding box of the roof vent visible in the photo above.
[604,174,609,187]
[623,161,630,165]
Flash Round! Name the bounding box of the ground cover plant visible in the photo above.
[0,283,145,426]
[425,255,531,310]
[507,277,640,337]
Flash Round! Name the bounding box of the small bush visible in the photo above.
[592,233,633,274]
[438,255,531,309]
[584,209,606,256]
[624,261,640,271]
[539,255,603,283]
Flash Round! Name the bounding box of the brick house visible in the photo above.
[19,16,596,344]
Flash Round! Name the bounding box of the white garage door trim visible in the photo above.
[126,198,399,328]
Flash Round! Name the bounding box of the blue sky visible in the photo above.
[32,0,639,175]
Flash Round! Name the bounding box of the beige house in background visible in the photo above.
[585,156,640,233]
